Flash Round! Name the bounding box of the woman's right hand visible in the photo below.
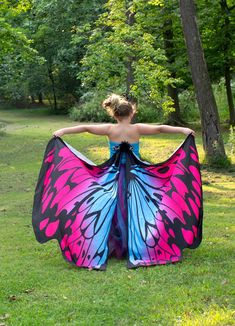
[53,129,64,137]
[182,128,196,136]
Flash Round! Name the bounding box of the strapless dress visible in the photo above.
[107,140,140,257]
[32,133,203,270]
[109,140,140,163]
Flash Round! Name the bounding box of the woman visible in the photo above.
[52,93,195,142]
[32,94,202,271]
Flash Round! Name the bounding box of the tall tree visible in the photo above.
[158,0,189,125]
[163,16,183,125]
[0,0,42,105]
[0,0,34,62]
[179,0,227,165]
[78,0,177,115]
[29,0,106,110]
[125,5,137,104]
[197,0,235,126]
[220,0,235,125]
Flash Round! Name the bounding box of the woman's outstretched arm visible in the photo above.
[136,124,196,136]
[53,124,112,137]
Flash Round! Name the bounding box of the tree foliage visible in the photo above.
[77,0,182,113]
[0,0,234,128]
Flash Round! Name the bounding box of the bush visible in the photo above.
[213,78,235,122]
[69,104,112,122]
[68,91,165,123]
[68,91,112,122]
[179,89,200,122]
[134,102,163,123]
[227,125,235,158]
[0,122,7,137]
[178,77,235,124]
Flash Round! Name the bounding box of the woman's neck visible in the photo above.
[116,118,132,125]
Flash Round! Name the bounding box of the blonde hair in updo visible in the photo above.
[102,93,136,118]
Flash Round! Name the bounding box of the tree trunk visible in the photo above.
[179,0,227,164]
[38,92,43,104]
[48,68,57,111]
[163,18,184,125]
[126,56,135,103]
[225,64,235,125]
[220,0,235,125]
[125,7,137,106]
[166,81,185,125]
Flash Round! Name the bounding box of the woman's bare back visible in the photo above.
[108,123,141,143]
[52,122,195,139]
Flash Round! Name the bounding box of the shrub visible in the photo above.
[0,122,7,137]
[134,102,163,123]
[68,104,112,122]
[227,125,235,157]
[68,91,164,123]
[179,89,200,122]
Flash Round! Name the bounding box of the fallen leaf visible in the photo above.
[202,180,210,185]
[221,279,228,285]
[8,295,17,302]
[24,289,34,294]
[0,314,10,321]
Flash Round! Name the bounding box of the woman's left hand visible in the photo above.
[182,128,196,136]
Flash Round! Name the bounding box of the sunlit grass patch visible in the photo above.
[0,107,234,325]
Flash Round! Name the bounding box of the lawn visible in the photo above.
[0,107,234,325]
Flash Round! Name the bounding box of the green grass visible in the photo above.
[0,107,234,326]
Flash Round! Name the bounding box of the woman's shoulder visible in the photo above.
[109,123,142,129]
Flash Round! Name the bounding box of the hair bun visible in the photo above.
[102,94,124,110]
[102,93,136,119]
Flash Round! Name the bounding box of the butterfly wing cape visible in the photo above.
[32,133,203,270]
